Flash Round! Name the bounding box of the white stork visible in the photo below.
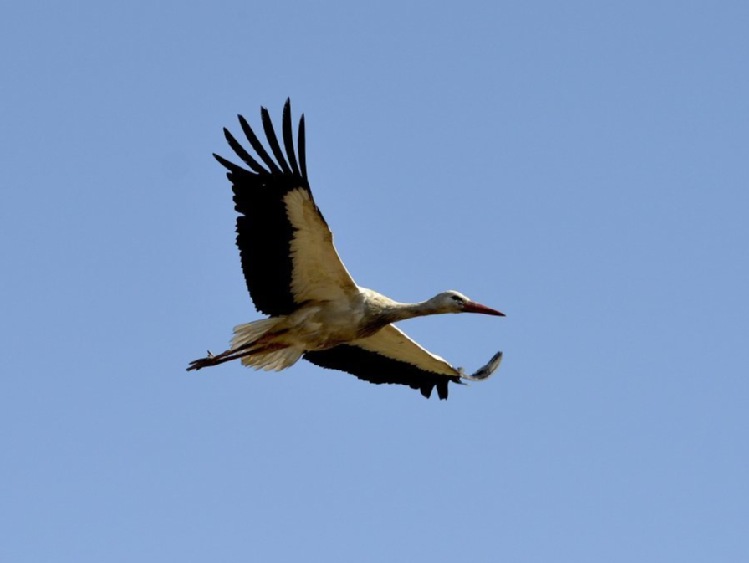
[188,100,505,399]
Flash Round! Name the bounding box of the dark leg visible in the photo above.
[187,342,289,371]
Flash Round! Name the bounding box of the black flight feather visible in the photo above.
[304,345,460,400]
[261,107,292,175]
[238,114,281,175]
[282,99,300,176]
[298,115,308,181]
[223,128,267,174]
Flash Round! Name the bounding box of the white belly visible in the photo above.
[283,297,371,350]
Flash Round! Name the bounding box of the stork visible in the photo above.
[188,100,505,399]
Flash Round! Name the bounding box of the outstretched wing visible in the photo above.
[304,325,502,400]
[214,99,358,317]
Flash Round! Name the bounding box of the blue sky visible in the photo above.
[2,2,747,561]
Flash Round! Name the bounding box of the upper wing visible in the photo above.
[214,99,358,316]
[304,325,465,399]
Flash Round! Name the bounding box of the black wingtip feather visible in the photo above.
[261,107,292,175]
[213,152,246,175]
[220,102,308,183]
[223,128,267,174]
[282,99,300,176]
[238,114,281,175]
[298,115,307,180]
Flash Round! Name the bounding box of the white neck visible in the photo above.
[375,298,445,324]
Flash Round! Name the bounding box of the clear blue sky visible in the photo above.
[2,2,747,561]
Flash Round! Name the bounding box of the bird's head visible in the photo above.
[431,290,505,316]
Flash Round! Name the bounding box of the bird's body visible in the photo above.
[189,100,505,399]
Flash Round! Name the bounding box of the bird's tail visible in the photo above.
[231,318,280,349]
[232,319,303,371]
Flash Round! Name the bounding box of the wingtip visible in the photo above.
[462,350,503,382]
[213,152,234,169]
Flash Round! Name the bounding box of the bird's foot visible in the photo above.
[187,350,222,371]
[187,346,256,371]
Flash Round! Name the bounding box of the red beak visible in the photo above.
[463,301,505,316]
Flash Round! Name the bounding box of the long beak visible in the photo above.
[463,301,505,316]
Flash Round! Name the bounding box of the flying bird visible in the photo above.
[188,100,505,399]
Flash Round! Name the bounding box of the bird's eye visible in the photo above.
[451,295,463,302]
